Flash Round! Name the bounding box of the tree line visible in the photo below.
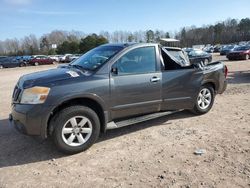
[0,17,249,56]
[176,18,250,47]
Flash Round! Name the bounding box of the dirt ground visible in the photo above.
[0,54,249,188]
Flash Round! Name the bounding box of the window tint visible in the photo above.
[116,46,156,74]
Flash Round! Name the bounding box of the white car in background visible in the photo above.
[59,54,72,63]
[49,55,61,62]
[65,54,81,62]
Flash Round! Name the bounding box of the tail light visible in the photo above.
[224,65,228,78]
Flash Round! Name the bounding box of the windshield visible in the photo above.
[234,46,250,51]
[71,45,123,71]
[223,45,235,50]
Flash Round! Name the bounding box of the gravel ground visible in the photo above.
[0,54,249,188]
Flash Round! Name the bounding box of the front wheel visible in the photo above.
[191,85,215,115]
[245,54,249,60]
[52,106,100,154]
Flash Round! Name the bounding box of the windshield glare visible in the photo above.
[71,45,123,71]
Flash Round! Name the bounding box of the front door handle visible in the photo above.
[150,77,161,82]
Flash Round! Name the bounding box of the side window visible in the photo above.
[115,46,156,75]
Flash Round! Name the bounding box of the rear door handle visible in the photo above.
[150,77,161,82]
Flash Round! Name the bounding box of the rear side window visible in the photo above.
[116,46,156,75]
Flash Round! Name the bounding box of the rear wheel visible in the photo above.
[245,54,249,60]
[0,65,3,69]
[191,85,215,115]
[34,62,39,66]
[52,106,100,154]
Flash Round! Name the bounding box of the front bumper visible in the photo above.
[9,103,53,139]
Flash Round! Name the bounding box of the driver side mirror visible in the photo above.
[111,67,118,75]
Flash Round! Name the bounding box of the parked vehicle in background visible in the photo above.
[65,54,81,63]
[29,55,54,66]
[19,56,32,63]
[0,57,27,69]
[0,56,7,60]
[203,46,214,53]
[226,46,250,60]
[9,43,227,154]
[220,45,237,55]
[49,55,61,62]
[183,48,194,54]
[187,49,212,65]
[213,45,222,53]
[59,54,72,63]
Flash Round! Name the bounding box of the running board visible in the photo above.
[106,111,179,130]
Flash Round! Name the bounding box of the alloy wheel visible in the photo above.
[61,116,93,147]
[197,88,212,110]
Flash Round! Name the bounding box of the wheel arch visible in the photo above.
[201,81,217,92]
[47,97,107,137]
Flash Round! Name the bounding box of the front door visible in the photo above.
[110,46,162,120]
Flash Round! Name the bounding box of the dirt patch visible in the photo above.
[0,57,250,187]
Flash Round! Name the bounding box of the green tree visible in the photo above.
[56,41,79,54]
[79,34,108,53]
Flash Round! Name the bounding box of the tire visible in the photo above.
[191,84,215,115]
[52,106,100,154]
[245,54,249,60]
[34,62,39,66]
[0,65,3,69]
[20,63,26,67]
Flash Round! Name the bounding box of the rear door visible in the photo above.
[110,45,162,119]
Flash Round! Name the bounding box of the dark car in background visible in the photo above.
[183,48,194,54]
[29,55,54,66]
[187,49,212,65]
[213,45,222,53]
[20,56,32,63]
[226,46,250,60]
[0,56,27,69]
[220,45,237,55]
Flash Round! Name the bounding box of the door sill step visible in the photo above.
[106,110,179,130]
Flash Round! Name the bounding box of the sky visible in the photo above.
[0,0,249,40]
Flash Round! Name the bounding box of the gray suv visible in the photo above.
[9,43,227,154]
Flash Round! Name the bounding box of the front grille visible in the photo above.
[12,85,22,103]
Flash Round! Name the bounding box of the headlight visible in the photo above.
[20,86,50,104]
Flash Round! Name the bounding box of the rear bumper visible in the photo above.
[218,80,227,94]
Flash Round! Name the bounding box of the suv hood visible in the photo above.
[18,67,86,89]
